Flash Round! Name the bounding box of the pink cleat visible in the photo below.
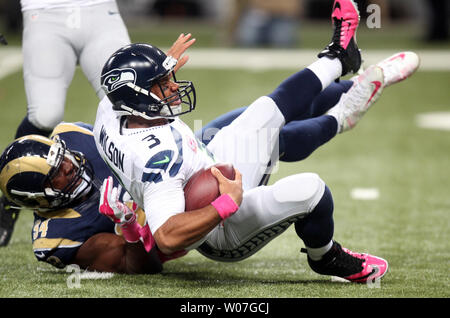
[319,0,362,76]
[302,241,388,283]
[376,51,420,87]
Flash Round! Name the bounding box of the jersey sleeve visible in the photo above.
[143,176,185,234]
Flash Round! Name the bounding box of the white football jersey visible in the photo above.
[21,0,113,11]
[93,97,216,235]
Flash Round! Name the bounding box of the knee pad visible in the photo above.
[28,104,64,131]
[272,173,325,212]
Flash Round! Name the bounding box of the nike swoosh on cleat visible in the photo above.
[348,266,377,282]
[366,81,382,106]
[332,1,342,19]
[388,53,406,62]
[35,252,46,259]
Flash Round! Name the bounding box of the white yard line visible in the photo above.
[183,49,450,71]
[1,47,449,79]
[350,188,380,200]
[416,111,450,131]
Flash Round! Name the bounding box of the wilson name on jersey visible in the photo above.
[94,98,214,199]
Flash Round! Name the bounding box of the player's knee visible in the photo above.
[29,106,64,131]
[272,172,325,208]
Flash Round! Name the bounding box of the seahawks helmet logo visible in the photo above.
[101,68,136,93]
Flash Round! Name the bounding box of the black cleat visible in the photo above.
[0,196,20,247]
[301,241,388,283]
[318,0,362,76]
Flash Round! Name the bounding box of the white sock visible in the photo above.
[307,57,343,91]
[327,109,343,134]
[306,240,334,261]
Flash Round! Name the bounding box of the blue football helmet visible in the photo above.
[101,43,196,119]
[0,135,94,211]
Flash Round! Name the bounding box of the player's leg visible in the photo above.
[198,172,327,261]
[207,0,361,189]
[269,0,361,123]
[79,1,131,99]
[2,9,78,247]
[17,9,77,138]
[198,80,353,165]
[305,80,354,118]
[279,52,420,159]
[198,172,388,283]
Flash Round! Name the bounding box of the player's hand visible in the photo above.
[211,167,243,206]
[99,176,135,224]
[167,33,196,73]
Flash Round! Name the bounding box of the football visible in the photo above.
[184,163,235,211]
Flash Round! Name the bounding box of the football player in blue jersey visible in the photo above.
[0,122,163,273]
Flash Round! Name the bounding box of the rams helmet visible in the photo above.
[0,135,94,211]
[101,43,196,119]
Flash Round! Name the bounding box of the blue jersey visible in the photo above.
[31,122,117,268]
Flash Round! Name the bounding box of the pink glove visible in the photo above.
[99,176,140,243]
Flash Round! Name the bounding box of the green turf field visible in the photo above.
[0,24,449,301]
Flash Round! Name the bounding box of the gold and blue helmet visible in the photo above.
[0,135,93,211]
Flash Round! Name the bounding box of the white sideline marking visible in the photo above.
[78,271,114,280]
[351,188,380,200]
[416,112,450,131]
[1,47,449,80]
[183,49,450,71]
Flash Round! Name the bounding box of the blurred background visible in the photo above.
[0,0,449,49]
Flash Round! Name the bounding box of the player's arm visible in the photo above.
[72,233,162,274]
[153,167,243,255]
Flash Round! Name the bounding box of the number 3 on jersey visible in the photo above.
[142,134,160,149]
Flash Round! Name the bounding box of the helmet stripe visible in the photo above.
[0,157,50,194]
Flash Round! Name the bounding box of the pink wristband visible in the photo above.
[120,214,141,243]
[138,224,156,252]
[211,194,239,220]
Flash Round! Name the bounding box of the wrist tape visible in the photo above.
[120,213,141,243]
[211,194,239,220]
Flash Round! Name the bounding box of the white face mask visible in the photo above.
[69,170,92,200]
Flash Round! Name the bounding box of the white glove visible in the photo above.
[99,176,135,225]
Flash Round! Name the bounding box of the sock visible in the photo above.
[268,68,322,123]
[306,240,333,261]
[309,80,354,117]
[307,57,343,91]
[295,185,334,250]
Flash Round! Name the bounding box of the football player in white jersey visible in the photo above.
[0,0,131,247]
[17,0,130,137]
[93,0,419,283]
